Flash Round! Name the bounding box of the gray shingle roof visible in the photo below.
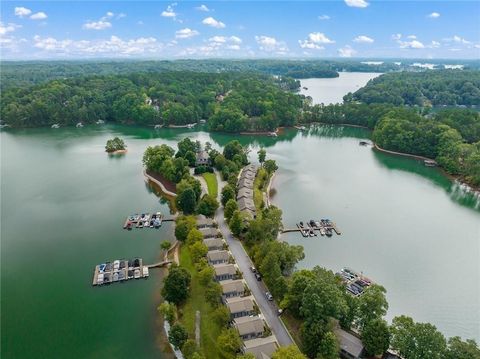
[234,316,264,336]
[226,296,254,314]
[335,328,364,358]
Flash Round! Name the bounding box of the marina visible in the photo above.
[92,258,149,286]
[282,219,341,238]
[336,268,373,297]
[123,211,168,229]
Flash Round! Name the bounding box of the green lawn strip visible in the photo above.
[178,245,222,358]
[280,313,303,348]
[253,167,270,215]
[202,172,218,198]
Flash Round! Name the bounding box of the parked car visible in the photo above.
[265,292,273,301]
[277,309,283,316]
[250,266,257,273]
[255,273,262,281]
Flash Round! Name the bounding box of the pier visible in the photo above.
[123,212,177,230]
[281,219,341,238]
[92,258,172,286]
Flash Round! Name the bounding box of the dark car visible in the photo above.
[255,273,262,281]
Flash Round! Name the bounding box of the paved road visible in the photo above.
[214,172,293,347]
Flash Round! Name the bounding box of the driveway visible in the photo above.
[214,172,294,347]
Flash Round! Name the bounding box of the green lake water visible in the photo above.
[2,73,479,357]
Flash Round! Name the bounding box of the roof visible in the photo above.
[203,237,224,249]
[237,187,253,200]
[207,250,229,262]
[226,296,254,314]
[200,227,219,238]
[243,164,257,173]
[240,170,255,180]
[196,150,209,161]
[237,197,256,211]
[213,263,236,276]
[234,316,265,336]
[221,279,245,294]
[335,328,364,358]
[243,336,278,359]
[196,216,215,227]
[238,178,254,189]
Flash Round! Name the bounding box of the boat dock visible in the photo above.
[336,267,374,297]
[282,219,341,238]
[123,211,178,229]
[92,258,173,286]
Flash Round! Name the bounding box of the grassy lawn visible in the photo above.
[281,313,303,348]
[253,167,270,215]
[178,245,222,358]
[202,172,218,198]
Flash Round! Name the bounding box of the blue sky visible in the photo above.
[1,1,479,60]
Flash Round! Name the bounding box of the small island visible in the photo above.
[105,137,127,154]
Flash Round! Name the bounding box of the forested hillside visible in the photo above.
[0,72,301,131]
[347,70,480,106]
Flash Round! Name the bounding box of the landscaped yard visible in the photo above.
[202,172,218,198]
[178,245,222,358]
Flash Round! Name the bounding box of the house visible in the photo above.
[243,336,279,359]
[234,316,265,340]
[237,197,255,211]
[335,328,365,359]
[203,237,224,251]
[226,296,255,318]
[237,187,253,200]
[240,170,256,181]
[195,150,210,166]
[196,216,215,229]
[200,227,219,239]
[213,263,237,281]
[207,250,229,265]
[238,177,254,189]
[221,279,245,298]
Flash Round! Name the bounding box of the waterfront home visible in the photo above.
[203,237,224,251]
[226,296,255,318]
[243,335,279,359]
[240,170,256,181]
[200,227,220,239]
[238,177,254,189]
[334,328,365,359]
[237,197,256,211]
[196,216,215,229]
[207,250,230,265]
[237,187,253,200]
[213,263,237,281]
[234,316,265,340]
[221,279,245,299]
[195,150,210,166]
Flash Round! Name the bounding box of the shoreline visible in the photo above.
[107,149,128,154]
[144,170,177,197]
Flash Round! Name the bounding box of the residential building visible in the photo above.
[335,328,365,359]
[196,216,215,229]
[226,296,255,318]
[195,150,210,166]
[243,336,278,359]
[213,263,237,281]
[207,250,229,265]
[221,279,245,298]
[203,237,224,251]
[200,227,219,239]
[234,316,265,340]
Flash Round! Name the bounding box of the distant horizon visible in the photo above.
[1,1,479,60]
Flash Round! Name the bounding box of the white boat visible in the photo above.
[142,267,149,278]
[51,124,60,129]
[154,124,163,129]
[96,120,105,125]
[76,122,84,128]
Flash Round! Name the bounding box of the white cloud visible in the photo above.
[117,13,127,19]
[83,20,111,30]
[353,35,374,43]
[202,17,226,28]
[399,39,425,49]
[30,12,48,20]
[428,40,440,48]
[452,35,471,44]
[230,36,242,44]
[14,7,32,17]
[255,35,288,54]
[344,0,369,8]
[175,28,199,39]
[406,35,417,39]
[105,12,114,18]
[0,22,21,36]
[162,3,177,18]
[196,4,210,12]
[392,33,402,41]
[318,15,330,20]
[338,45,357,57]
[428,12,440,18]
[299,32,334,49]
[32,35,162,56]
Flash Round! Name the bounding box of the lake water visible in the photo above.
[299,72,381,104]
[2,76,479,358]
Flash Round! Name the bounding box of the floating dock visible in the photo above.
[123,212,163,230]
[92,258,148,286]
[283,219,341,237]
[336,268,374,297]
